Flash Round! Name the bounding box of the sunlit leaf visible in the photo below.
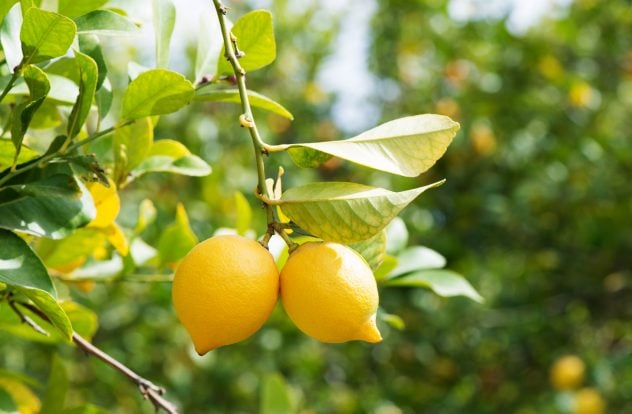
[0,4,23,71]
[58,0,107,18]
[78,34,107,90]
[195,87,293,120]
[385,216,408,254]
[379,311,405,330]
[278,180,445,244]
[37,227,105,272]
[113,117,153,183]
[153,0,175,68]
[20,7,76,64]
[121,69,194,120]
[131,139,211,179]
[216,10,276,76]
[75,10,138,35]
[157,203,198,266]
[10,65,49,158]
[67,51,98,138]
[286,115,459,176]
[385,269,484,303]
[387,246,447,279]
[348,230,387,271]
[0,140,38,171]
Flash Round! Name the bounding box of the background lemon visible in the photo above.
[86,179,120,228]
[573,388,606,414]
[172,235,279,354]
[550,355,585,390]
[280,242,381,343]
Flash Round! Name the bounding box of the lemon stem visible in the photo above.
[212,0,295,251]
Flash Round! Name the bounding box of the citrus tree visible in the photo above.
[0,0,481,411]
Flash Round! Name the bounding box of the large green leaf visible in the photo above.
[113,117,153,183]
[217,10,276,76]
[0,229,55,296]
[131,139,211,179]
[10,65,49,157]
[278,180,444,244]
[195,87,294,120]
[74,10,138,35]
[58,0,107,18]
[285,115,459,176]
[0,164,96,239]
[20,7,76,64]
[260,373,296,414]
[121,69,194,120]
[385,269,484,303]
[152,0,175,68]
[67,51,98,138]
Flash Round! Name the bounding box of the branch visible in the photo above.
[9,300,178,414]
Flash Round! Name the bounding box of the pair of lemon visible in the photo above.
[172,235,381,354]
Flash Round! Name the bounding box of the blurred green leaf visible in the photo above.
[0,0,18,23]
[348,230,387,271]
[387,246,447,279]
[195,87,294,120]
[131,139,211,180]
[75,10,138,35]
[63,404,109,414]
[0,164,96,239]
[385,216,408,254]
[234,191,252,236]
[78,34,107,90]
[260,372,295,414]
[217,10,276,76]
[286,115,459,176]
[113,117,153,183]
[58,0,107,18]
[153,0,175,68]
[134,199,157,234]
[0,375,40,413]
[0,140,38,170]
[385,269,484,303]
[29,100,61,129]
[0,229,55,296]
[9,73,79,104]
[95,78,112,119]
[67,51,98,139]
[37,227,105,271]
[40,355,68,414]
[279,180,445,244]
[157,203,198,266]
[374,255,398,282]
[20,7,76,64]
[379,311,405,330]
[121,69,194,120]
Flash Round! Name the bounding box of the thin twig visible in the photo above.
[10,300,178,413]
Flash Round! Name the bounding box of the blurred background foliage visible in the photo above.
[1,0,631,412]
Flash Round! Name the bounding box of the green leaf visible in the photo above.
[20,7,76,64]
[194,12,217,82]
[0,3,22,71]
[133,199,156,234]
[260,373,295,414]
[0,163,96,239]
[374,255,398,282]
[348,230,386,271]
[75,10,138,35]
[113,117,153,183]
[157,203,198,266]
[58,0,107,18]
[59,300,97,340]
[286,115,459,176]
[0,0,18,23]
[385,216,408,254]
[29,100,61,129]
[63,404,109,414]
[0,375,40,414]
[0,140,38,170]
[152,0,175,68]
[0,229,55,296]
[16,287,73,340]
[121,69,194,120]
[37,227,105,271]
[10,65,49,158]
[67,51,98,138]
[195,87,293,120]
[131,139,211,179]
[217,10,276,76]
[96,78,112,119]
[40,355,68,414]
[234,191,252,236]
[387,246,447,279]
[78,34,107,89]
[65,154,108,185]
[385,269,484,303]
[379,311,405,330]
[9,73,79,104]
[278,180,445,244]
[0,293,73,341]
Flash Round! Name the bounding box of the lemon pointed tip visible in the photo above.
[357,317,382,343]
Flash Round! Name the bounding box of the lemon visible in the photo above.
[86,179,120,228]
[550,355,585,390]
[172,235,279,354]
[280,242,381,343]
[573,388,605,414]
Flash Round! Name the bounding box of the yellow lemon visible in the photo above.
[573,388,606,414]
[550,355,586,390]
[86,179,120,228]
[280,242,381,343]
[172,235,279,354]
